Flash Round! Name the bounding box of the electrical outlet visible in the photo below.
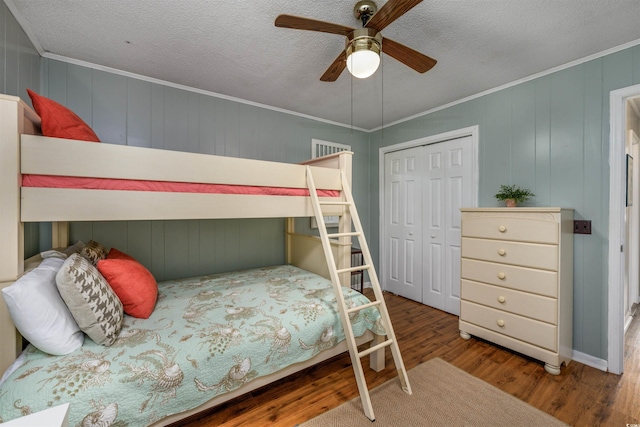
[574,220,591,235]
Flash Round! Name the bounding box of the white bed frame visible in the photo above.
[0,93,384,425]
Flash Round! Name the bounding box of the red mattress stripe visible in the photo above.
[21,175,340,197]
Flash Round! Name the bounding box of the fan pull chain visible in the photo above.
[381,52,384,139]
[350,66,354,135]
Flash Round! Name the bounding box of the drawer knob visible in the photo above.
[497,272,506,280]
[498,296,506,303]
[498,249,506,256]
[497,319,505,327]
[498,225,507,233]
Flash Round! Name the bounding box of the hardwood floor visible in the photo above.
[174,291,640,427]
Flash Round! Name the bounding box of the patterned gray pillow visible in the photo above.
[56,253,123,346]
[80,240,108,266]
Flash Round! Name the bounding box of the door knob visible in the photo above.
[431,234,436,238]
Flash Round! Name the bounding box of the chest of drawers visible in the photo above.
[459,208,573,375]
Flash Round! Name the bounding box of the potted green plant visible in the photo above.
[495,184,535,207]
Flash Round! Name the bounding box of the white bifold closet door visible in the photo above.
[383,136,474,315]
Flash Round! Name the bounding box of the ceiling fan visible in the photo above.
[274,0,437,82]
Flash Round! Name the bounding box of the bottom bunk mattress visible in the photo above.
[0,264,385,426]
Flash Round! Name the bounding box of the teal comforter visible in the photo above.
[0,265,384,426]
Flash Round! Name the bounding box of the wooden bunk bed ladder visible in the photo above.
[306,166,412,421]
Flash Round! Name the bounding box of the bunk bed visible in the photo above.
[0,93,386,426]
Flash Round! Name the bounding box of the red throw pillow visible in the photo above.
[26,89,100,142]
[97,249,157,319]
[107,247,136,261]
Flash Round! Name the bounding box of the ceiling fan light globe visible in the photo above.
[346,48,380,79]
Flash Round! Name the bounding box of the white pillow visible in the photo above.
[2,257,84,355]
[40,240,86,260]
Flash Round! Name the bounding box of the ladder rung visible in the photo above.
[319,201,350,206]
[327,232,361,238]
[346,300,381,314]
[337,264,371,274]
[358,339,393,358]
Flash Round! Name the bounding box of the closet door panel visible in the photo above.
[444,138,473,314]
[423,144,446,310]
[383,147,423,302]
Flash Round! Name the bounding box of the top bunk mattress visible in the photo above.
[22,175,340,197]
[0,264,384,427]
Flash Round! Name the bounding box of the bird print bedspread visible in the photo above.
[0,265,385,426]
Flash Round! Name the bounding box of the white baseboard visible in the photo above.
[572,350,608,372]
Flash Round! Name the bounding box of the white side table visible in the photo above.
[1,403,69,426]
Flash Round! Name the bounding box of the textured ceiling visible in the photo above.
[6,0,640,130]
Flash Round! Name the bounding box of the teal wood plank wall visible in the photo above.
[38,58,370,282]
[369,45,640,360]
[0,3,40,258]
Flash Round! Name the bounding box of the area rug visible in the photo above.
[298,357,567,426]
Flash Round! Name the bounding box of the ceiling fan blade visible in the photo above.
[275,14,354,36]
[366,0,423,32]
[382,37,437,73]
[320,51,347,81]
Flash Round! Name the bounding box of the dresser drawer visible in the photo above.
[460,300,557,351]
[461,237,558,271]
[461,279,557,324]
[461,258,558,297]
[462,216,558,244]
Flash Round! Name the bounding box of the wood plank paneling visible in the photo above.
[580,58,605,356]
[126,221,153,268]
[0,2,39,100]
[482,90,512,202]
[165,220,191,281]
[127,79,152,148]
[198,95,217,155]
[188,92,200,154]
[46,60,67,102]
[510,81,536,194]
[633,45,640,85]
[1,2,40,257]
[164,87,190,152]
[67,64,93,130]
[150,221,166,280]
[4,12,19,96]
[534,76,552,206]
[198,220,218,275]
[0,5,5,90]
[151,84,165,150]
[92,70,127,145]
[223,101,240,158]
[549,67,584,208]
[223,219,241,273]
